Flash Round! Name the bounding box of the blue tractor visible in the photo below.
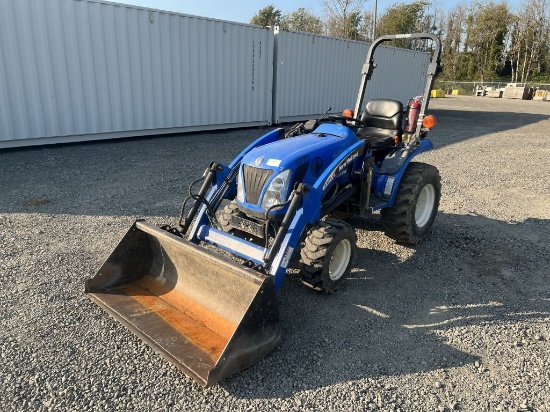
[86,33,443,387]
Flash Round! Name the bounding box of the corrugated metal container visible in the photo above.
[272,28,430,123]
[0,0,274,148]
[1,0,434,148]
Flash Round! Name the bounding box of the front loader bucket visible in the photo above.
[85,220,281,387]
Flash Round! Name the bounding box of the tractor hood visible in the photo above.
[242,123,359,172]
[237,123,360,215]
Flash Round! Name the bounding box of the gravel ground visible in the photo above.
[1,96,549,412]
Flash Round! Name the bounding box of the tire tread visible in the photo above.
[380,162,441,244]
[299,218,356,293]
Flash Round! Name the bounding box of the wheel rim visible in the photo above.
[329,239,351,281]
[415,184,435,228]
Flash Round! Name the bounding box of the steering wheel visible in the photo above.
[328,115,368,128]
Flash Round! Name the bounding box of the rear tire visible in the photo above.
[381,162,441,244]
[299,219,357,294]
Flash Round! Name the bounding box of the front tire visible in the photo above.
[381,162,441,244]
[299,219,357,293]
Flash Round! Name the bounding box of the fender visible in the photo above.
[267,140,368,289]
[373,139,434,208]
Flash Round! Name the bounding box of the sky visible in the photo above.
[114,0,523,24]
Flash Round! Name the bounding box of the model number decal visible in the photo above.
[295,155,309,167]
[323,149,360,190]
[281,246,294,268]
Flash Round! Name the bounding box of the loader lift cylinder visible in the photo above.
[263,184,304,270]
[177,163,220,234]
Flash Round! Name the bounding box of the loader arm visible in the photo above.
[258,139,366,287]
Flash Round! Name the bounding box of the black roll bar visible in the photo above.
[353,33,442,141]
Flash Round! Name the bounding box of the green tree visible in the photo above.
[441,5,468,80]
[282,8,324,34]
[377,1,430,35]
[326,11,363,39]
[250,5,282,27]
[377,1,431,47]
[464,1,511,83]
[507,0,550,82]
[323,0,365,40]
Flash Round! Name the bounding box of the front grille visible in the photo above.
[243,165,273,205]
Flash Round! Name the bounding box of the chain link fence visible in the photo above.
[434,80,550,96]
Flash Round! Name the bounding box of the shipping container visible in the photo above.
[0,0,274,148]
[272,27,430,123]
[1,0,432,148]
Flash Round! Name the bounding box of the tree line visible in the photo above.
[250,0,550,84]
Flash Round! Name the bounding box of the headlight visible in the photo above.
[261,169,291,210]
[237,168,245,203]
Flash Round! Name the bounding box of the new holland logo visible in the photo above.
[254,157,264,166]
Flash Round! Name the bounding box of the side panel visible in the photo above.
[272,28,430,123]
[0,0,273,146]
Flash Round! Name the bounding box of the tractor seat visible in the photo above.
[357,99,403,151]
